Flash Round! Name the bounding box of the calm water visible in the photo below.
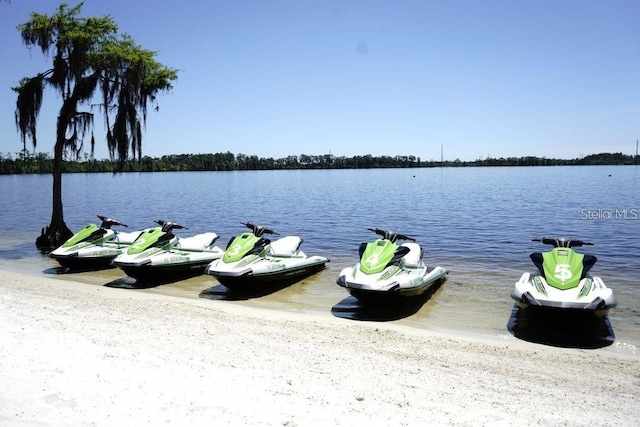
[0,166,638,351]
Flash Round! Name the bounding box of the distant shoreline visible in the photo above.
[1,151,637,175]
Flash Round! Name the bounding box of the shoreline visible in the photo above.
[2,155,636,175]
[1,269,639,425]
[3,255,639,354]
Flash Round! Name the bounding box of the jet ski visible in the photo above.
[205,222,329,290]
[111,220,223,281]
[336,228,448,303]
[49,215,142,269]
[511,238,617,316]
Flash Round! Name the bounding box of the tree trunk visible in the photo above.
[35,105,74,251]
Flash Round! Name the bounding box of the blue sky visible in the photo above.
[1,0,639,161]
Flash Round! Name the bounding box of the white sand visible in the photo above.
[1,270,638,426]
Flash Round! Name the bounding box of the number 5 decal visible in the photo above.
[553,264,573,281]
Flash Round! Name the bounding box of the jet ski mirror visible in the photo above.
[367,227,416,243]
[533,237,594,248]
[97,215,128,229]
[155,220,188,233]
[242,222,279,237]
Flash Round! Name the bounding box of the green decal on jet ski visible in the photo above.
[267,262,286,272]
[533,275,548,296]
[164,255,189,265]
[236,254,259,267]
[578,278,593,298]
[223,232,261,263]
[62,224,100,247]
[127,228,164,254]
[542,248,584,290]
[379,265,400,281]
[359,239,398,275]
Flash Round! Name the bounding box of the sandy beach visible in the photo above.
[1,269,638,426]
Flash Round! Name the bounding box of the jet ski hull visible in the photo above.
[207,255,329,290]
[213,261,326,290]
[511,272,617,317]
[116,259,214,281]
[49,228,141,270]
[50,252,120,269]
[337,265,448,303]
[112,230,224,282]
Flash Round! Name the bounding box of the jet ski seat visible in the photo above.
[401,242,423,267]
[178,232,219,251]
[269,236,303,257]
[113,231,143,245]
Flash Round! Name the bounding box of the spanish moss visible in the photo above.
[13,2,177,249]
[13,75,44,150]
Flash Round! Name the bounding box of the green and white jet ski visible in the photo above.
[49,215,142,269]
[336,228,448,303]
[111,220,223,281]
[511,238,617,317]
[205,222,329,290]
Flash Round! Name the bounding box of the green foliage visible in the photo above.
[577,152,637,165]
[95,34,177,168]
[11,1,178,242]
[1,151,635,175]
[13,2,177,167]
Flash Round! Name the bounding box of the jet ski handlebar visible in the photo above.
[533,237,594,248]
[367,228,416,243]
[155,220,188,233]
[242,222,280,237]
[97,215,128,229]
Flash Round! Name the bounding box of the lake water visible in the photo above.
[0,166,638,352]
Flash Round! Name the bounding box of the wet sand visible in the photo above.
[1,268,639,426]
[14,254,638,351]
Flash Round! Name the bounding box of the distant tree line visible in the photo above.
[0,150,637,175]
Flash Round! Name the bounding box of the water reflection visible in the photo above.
[507,305,615,349]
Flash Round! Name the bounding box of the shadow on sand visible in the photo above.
[103,272,203,289]
[330,282,443,322]
[507,305,615,349]
[199,279,300,301]
[43,264,115,275]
